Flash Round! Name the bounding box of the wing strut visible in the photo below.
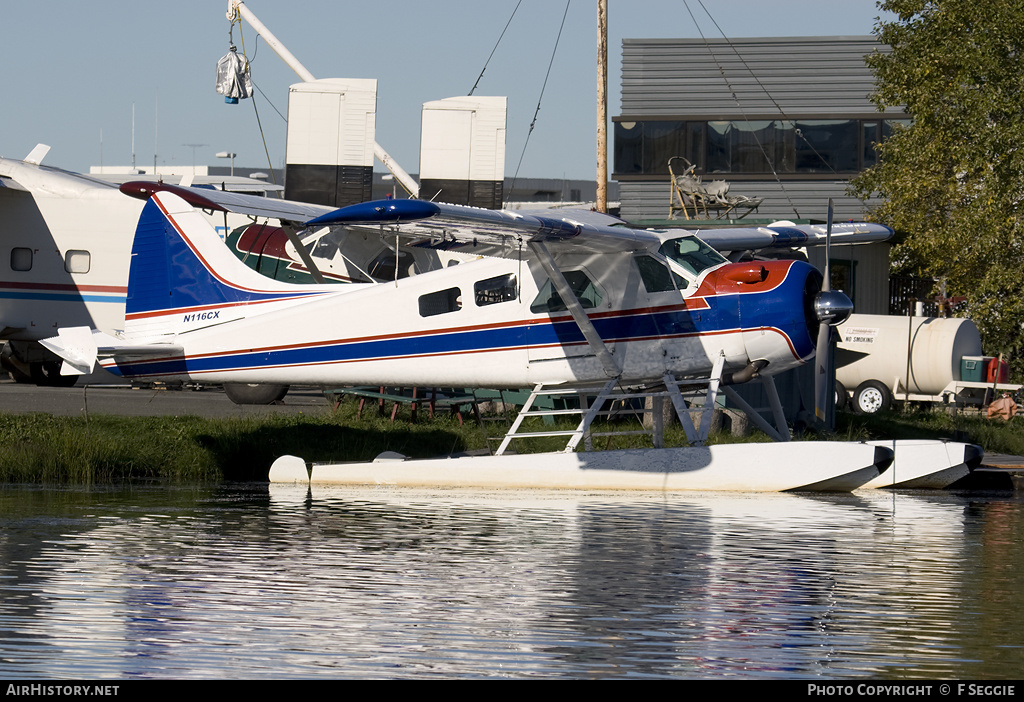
[281,225,326,284]
[528,240,621,378]
[662,350,726,447]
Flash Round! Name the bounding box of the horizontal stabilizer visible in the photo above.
[39,326,103,375]
[41,326,184,377]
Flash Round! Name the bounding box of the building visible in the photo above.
[613,36,908,224]
[610,36,914,422]
[613,35,906,318]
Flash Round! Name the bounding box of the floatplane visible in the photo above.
[37,185,980,491]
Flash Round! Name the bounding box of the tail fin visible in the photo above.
[124,191,327,339]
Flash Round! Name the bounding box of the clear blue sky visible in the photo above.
[1,1,891,180]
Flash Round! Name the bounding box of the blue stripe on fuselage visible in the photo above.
[108,301,716,377]
[105,266,813,378]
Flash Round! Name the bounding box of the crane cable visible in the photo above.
[508,0,571,204]
[682,0,802,219]
[469,0,524,96]
[231,16,282,190]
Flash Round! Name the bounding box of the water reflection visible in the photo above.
[0,485,1021,679]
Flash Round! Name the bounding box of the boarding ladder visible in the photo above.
[492,355,730,455]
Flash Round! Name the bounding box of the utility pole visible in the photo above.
[596,0,608,213]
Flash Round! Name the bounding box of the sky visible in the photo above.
[1,1,893,181]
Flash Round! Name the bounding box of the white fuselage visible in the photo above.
[105,251,806,389]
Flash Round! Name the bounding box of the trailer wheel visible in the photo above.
[223,383,289,405]
[834,380,848,412]
[853,380,891,415]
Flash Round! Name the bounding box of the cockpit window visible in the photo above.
[635,254,688,292]
[658,236,727,277]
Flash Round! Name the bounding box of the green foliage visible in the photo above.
[851,0,1024,376]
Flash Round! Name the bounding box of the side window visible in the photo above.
[368,248,415,281]
[474,274,517,306]
[635,254,680,292]
[64,250,91,274]
[530,270,603,313]
[10,248,32,272]
[310,229,341,260]
[419,287,462,317]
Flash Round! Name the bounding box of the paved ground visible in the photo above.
[0,378,335,418]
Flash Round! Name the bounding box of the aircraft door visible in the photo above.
[526,268,605,365]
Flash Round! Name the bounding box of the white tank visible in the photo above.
[835,314,983,395]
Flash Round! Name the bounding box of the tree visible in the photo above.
[851,0,1024,377]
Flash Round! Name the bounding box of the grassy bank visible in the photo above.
[0,400,491,484]
[0,397,1020,484]
[836,407,1024,456]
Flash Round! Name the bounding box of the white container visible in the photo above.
[835,314,982,395]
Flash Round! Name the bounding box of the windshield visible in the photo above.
[658,236,727,277]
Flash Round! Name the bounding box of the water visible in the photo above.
[1,483,1023,679]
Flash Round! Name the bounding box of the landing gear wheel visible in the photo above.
[223,383,289,405]
[7,365,32,384]
[834,380,848,412]
[30,361,78,387]
[853,380,891,415]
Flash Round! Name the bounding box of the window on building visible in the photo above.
[829,258,857,299]
[614,117,907,177]
[863,119,911,170]
[419,287,462,317]
[10,248,32,272]
[474,274,517,306]
[530,270,603,313]
[64,250,91,274]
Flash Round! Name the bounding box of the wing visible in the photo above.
[0,175,30,192]
[695,222,894,252]
[303,199,663,255]
[118,181,335,224]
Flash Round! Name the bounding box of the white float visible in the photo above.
[270,441,895,493]
[861,439,982,489]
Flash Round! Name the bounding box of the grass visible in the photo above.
[0,395,1020,484]
[0,399,489,485]
[836,405,1024,456]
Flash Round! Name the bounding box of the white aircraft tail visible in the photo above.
[124,191,329,340]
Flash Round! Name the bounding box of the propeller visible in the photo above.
[813,199,854,429]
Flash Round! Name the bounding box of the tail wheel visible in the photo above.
[223,383,289,405]
[853,380,891,415]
